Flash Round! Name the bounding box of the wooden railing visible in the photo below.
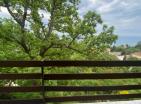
[0,61,141,104]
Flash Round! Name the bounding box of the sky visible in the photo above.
[0,0,141,45]
[79,0,141,45]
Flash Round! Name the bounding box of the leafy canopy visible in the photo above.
[0,0,117,60]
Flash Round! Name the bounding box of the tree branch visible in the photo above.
[4,0,32,58]
[68,34,80,46]
[46,0,56,39]
[39,0,57,58]
[39,43,54,57]
[67,45,85,55]
[3,0,22,26]
[52,43,86,55]
[21,0,28,28]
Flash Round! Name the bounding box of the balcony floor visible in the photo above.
[77,100,141,104]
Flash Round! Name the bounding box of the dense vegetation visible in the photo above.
[0,0,141,102]
[112,41,141,55]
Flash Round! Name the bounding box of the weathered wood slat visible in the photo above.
[44,73,141,80]
[1,73,141,80]
[0,74,42,79]
[46,85,141,91]
[0,61,141,67]
[1,85,141,92]
[0,99,44,104]
[0,86,43,92]
[45,94,141,102]
[0,61,42,67]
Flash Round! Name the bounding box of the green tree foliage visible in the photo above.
[135,41,141,50]
[0,0,124,100]
[0,0,117,60]
[112,43,141,55]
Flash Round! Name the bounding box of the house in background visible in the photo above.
[110,52,125,60]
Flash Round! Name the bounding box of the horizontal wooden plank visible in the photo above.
[45,94,141,102]
[1,85,141,92]
[0,74,42,79]
[0,99,44,104]
[46,85,141,91]
[0,86,43,92]
[0,61,141,67]
[44,73,141,80]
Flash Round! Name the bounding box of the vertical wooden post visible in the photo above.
[41,66,46,104]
